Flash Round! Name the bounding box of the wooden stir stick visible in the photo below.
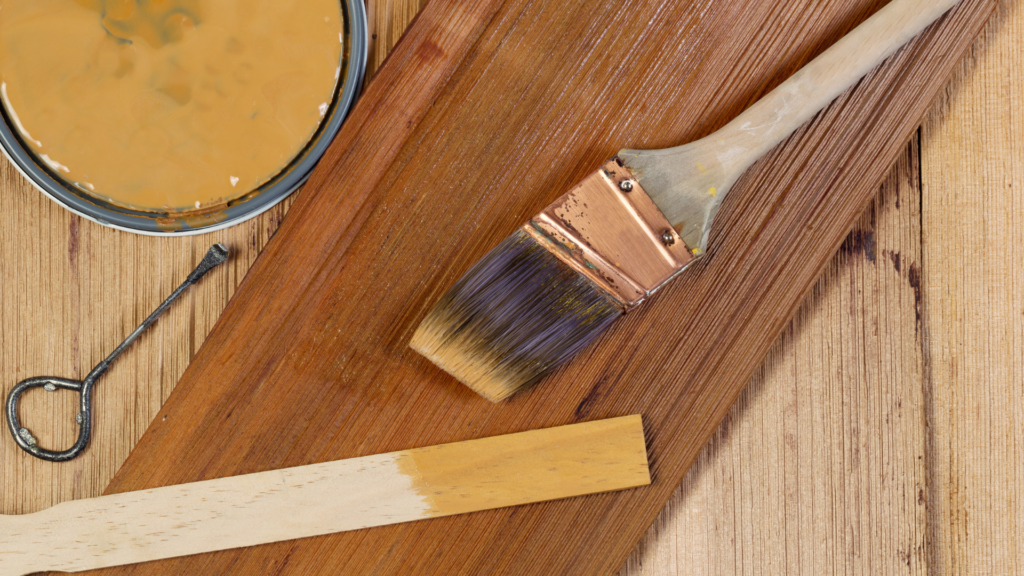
[0,415,649,575]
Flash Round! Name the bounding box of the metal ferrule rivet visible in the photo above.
[619,180,634,192]
[661,230,676,246]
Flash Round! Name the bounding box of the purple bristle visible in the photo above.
[411,229,623,401]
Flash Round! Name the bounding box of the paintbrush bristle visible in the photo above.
[411,229,623,402]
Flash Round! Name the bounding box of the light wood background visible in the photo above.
[0,2,1018,576]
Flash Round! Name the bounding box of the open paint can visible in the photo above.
[0,0,367,235]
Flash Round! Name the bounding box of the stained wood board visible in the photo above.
[79,0,995,573]
[85,1,994,574]
[0,1,991,573]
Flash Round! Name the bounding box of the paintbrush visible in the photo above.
[411,0,961,401]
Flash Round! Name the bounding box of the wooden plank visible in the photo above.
[620,142,930,575]
[0,0,422,517]
[2,416,648,575]
[79,0,993,574]
[920,0,1024,572]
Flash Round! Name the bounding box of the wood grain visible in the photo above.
[921,0,1024,571]
[62,0,990,574]
[365,0,426,74]
[621,141,930,576]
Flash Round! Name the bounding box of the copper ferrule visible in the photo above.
[522,158,694,309]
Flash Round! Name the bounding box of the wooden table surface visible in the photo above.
[0,0,1019,574]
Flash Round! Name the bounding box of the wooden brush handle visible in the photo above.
[620,0,961,250]
[700,0,958,172]
[0,416,649,575]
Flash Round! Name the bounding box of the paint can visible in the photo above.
[0,0,368,236]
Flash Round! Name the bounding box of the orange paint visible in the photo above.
[0,0,343,211]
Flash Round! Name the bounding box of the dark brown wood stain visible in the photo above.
[86,0,994,574]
